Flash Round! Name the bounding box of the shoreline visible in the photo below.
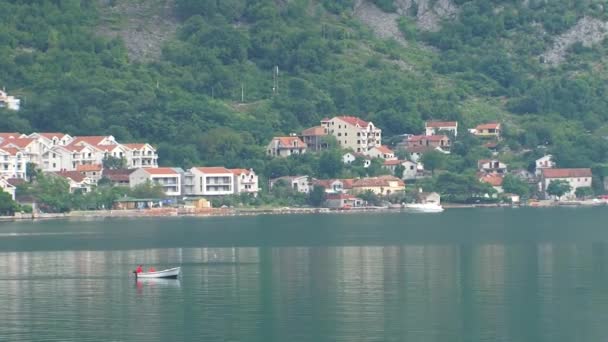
[1,200,606,222]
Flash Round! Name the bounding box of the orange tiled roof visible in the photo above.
[273,136,306,148]
[2,138,36,149]
[54,171,87,183]
[301,126,328,136]
[0,133,21,140]
[36,132,67,139]
[143,167,178,175]
[196,167,232,174]
[123,143,147,150]
[76,164,103,172]
[0,147,21,156]
[335,116,370,128]
[425,121,457,128]
[353,176,404,188]
[374,145,393,154]
[480,174,504,186]
[229,168,253,175]
[71,136,110,146]
[541,168,592,178]
[476,123,501,130]
[383,160,403,166]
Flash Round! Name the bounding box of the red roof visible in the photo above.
[0,147,21,156]
[76,164,103,172]
[374,145,394,154]
[425,121,457,128]
[480,174,504,186]
[71,136,111,146]
[0,133,21,140]
[334,116,370,128]
[229,168,253,175]
[541,168,592,178]
[352,176,405,188]
[476,123,501,130]
[196,167,232,174]
[123,143,148,150]
[103,169,135,182]
[2,138,36,149]
[35,132,67,140]
[143,167,178,175]
[54,171,87,183]
[273,136,306,148]
[301,126,327,136]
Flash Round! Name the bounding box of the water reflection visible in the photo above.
[1,242,608,341]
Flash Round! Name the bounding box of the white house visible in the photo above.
[343,152,371,168]
[312,179,347,194]
[425,121,458,137]
[366,145,396,160]
[321,116,381,153]
[28,132,74,147]
[535,155,555,176]
[0,178,16,200]
[383,160,418,180]
[470,122,501,139]
[122,143,158,168]
[129,167,181,197]
[0,147,27,179]
[478,159,508,174]
[230,168,259,195]
[539,168,592,200]
[75,164,103,183]
[52,171,96,193]
[189,167,234,196]
[0,90,20,110]
[266,136,307,157]
[269,175,311,194]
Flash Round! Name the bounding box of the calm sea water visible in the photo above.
[1,208,608,342]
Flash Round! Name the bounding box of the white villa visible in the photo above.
[0,177,16,200]
[539,168,592,200]
[230,168,260,196]
[425,121,458,137]
[0,147,27,179]
[129,167,182,197]
[366,145,396,160]
[321,116,381,153]
[535,155,555,176]
[266,136,307,157]
[0,132,158,173]
[0,89,20,111]
[188,167,235,196]
[269,175,311,194]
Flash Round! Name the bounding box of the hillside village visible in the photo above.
[0,114,603,215]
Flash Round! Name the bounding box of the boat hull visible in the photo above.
[135,267,180,279]
[403,204,444,213]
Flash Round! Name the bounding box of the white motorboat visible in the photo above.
[402,203,444,213]
[134,267,180,279]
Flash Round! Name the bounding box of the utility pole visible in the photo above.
[241,82,244,103]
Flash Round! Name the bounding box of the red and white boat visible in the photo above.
[134,267,180,279]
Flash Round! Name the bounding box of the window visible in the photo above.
[344,133,348,136]
[52,153,56,158]
[357,133,360,137]
[410,166,414,170]
[52,163,56,168]
[357,140,360,144]
[337,133,342,136]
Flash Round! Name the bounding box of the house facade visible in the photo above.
[300,126,328,151]
[342,152,371,168]
[350,176,405,196]
[539,168,592,200]
[269,175,311,194]
[425,121,458,137]
[76,164,103,183]
[189,167,235,196]
[480,174,504,193]
[535,155,555,176]
[0,147,27,179]
[321,116,381,153]
[383,160,418,180]
[366,145,396,160]
[404,135,451,149]
[325,194,364,209]
[478,159,508,174]
[266,136,307,157]
[129,167,182,197]
[230,169,259,195]
[122,143,158,168]
[471,123,501,139]
[0,90,20,110]
[53,171,96,193]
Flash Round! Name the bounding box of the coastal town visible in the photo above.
[0,114,605,219]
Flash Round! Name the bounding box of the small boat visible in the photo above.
[134,267,180,279]
[402,203,444,213]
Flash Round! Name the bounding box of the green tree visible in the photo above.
[546,180,572,200]
[318,150,343,178]
[394,164,405,179]
[308,186,326,207]
[26,162,41,183]
[420,151,445,175]
[33,174,73,213]
[574,186,593,199]
[130,181,166,199]
[102,156,126,170]
[502,174,530,198]
[0,190,18,215]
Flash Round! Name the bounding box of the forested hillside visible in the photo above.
[1,0,608,173]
